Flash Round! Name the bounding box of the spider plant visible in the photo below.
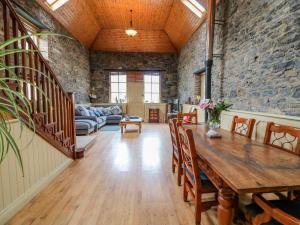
[0,33,68,174]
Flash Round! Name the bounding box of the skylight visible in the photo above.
[181,0,205,17]
[46,0,69,11]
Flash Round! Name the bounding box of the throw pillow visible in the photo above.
[183,116,192,124]
[89,107,101,117]
[111,105,122,115]
[75,108,82,116]
[95,107,105,116]
[77,106,90,116]
[89,109,96,117]
[102,107,112,116]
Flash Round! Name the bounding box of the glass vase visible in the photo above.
[207,113,221,138]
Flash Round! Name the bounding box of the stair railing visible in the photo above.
[0,0,76,158]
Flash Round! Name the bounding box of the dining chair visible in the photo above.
[177,108,198,124]
[177,123,218,225]
[230,115,256,139]
[245,194,300,225]
[168,118,183,186]
[264,122,300,156]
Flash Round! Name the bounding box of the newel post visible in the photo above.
[67,92,76,159]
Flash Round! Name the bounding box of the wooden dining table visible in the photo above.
[184,124,300,225]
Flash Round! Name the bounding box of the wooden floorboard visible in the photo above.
[8,124,220,225]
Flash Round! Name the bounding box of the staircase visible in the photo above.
[0,0,76,159]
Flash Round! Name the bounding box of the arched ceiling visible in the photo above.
[36,0,208,52]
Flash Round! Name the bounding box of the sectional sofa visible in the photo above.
[75,104,124,135]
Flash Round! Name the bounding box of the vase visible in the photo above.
[207,113,221,138]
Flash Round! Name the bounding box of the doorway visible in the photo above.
[127,72,145,118]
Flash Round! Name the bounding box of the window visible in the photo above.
[144,73,160,103]
[110,72,127,103]
[45,0,70,11]
[181,0,205,18]
[20,17,49,60]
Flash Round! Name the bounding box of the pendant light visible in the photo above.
[125,10,137,37]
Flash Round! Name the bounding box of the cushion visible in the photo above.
[102,107,112,116]
[77,106,90,117]
[245,200,300,225]
[75,120,97,130]
[89,107,101,117]
[75,108,82,116]
[88,109,97,117]
[183,116,192,123]
[107,115,122,120]
[95,107,105,116]
[110,105,122,115]
[182,164,214,190]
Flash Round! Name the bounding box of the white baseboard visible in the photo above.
[0,159,72,225]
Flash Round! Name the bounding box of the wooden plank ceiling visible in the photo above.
[36,0,208,52]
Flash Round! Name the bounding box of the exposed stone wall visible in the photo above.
[90,51,178,103]
[12,0,91,103]
[177,24,207,104]
[178,0,300,116]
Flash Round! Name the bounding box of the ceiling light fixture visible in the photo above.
[181,0,205,17]
[125,10,137,37]
[46,0,69,11]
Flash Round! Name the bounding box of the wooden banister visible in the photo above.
[0,0,76,159]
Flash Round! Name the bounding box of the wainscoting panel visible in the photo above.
[0,120,72,224]
[221,110,300,142]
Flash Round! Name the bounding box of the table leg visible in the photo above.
[218,188,235,225]
[139,124,141,133]
[121,125,123,133]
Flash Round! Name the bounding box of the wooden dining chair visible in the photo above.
[177,108,198,124]
[168,118,183,186]
[230,115,256,138]
[177,123,218,225]
[264,122,300,156]
[245,194,300,225]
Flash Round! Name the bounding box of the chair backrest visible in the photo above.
[177,108,198,124]
[253,194,300,225]
[230,115,256,138]
[168,118,181,155]
[264,122,300,156]
[177,123,200,188]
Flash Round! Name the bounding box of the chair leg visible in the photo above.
[195,193,202,225]
[177,164,182,186]
[172,153,175,173]
[233,195,239,221]
[183,172,188,202]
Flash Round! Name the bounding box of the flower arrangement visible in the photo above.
[199,100,232,128]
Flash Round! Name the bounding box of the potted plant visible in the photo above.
[199,99,232,137]
[0,33,67,173]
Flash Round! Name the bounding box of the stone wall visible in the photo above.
[90,51,178,103]
[178,0,300,116]
[13,0,91,103]
[177,24,207,104]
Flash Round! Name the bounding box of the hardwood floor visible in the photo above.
[8,124,219,225]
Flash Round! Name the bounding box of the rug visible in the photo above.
[100,125,120,131]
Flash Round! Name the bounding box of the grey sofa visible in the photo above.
[75,120,98,135]
[75,104,124,135]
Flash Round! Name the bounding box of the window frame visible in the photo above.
[144,72,161,103]
[110,72,127,103]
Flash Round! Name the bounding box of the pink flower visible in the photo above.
[208,102,216,109]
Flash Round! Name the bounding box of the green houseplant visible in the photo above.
[0,33,64,173]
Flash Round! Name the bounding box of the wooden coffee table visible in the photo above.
[120,117,142,133]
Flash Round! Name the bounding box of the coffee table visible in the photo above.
[120,117,142,133]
